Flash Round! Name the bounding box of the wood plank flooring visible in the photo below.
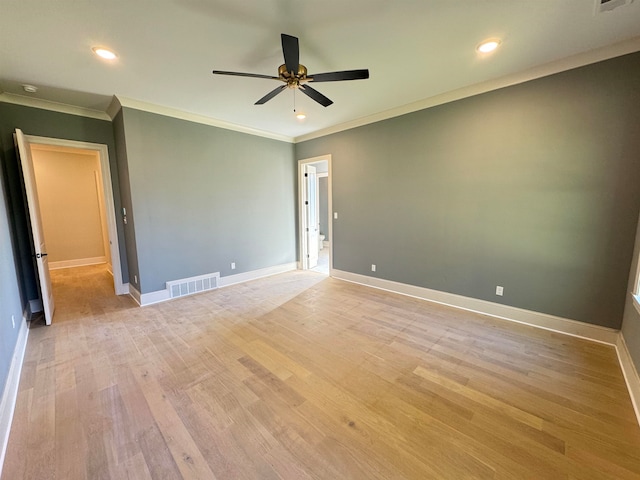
[3,264,640,479]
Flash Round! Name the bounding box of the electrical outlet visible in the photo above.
[496,286,504,296]
[334,212,338,219]
[231,262,236,270]
[12,315,15,329]
[371,264,376,272]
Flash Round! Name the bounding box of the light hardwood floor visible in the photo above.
[3,264,640,479]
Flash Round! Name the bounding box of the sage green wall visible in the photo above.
[118,107,296,294]
[296,52,640,329]
[112,110,140,292]
[0,138,25,401]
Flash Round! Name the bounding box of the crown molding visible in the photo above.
[2,36,638,144]
[0,92,110,121]
[106,95,122,120]
[295,36,640,143]
[114,96,294,143]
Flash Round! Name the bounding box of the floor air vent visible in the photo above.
[595,0,634,14]
[167,272,220,299]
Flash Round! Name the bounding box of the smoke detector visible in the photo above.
[594,0,634,14]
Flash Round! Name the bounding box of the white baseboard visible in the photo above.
[49,256,107,270]
[0,315,29,478]
[616,333,640,425]
[131,263,297,307]
[331,270,619,345]
[218,262,297,288]
[128,284,141,306]
[140,288,171,306]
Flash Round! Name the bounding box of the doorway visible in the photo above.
[298,155,332,275]
[31,145,111,271]
[18,133,126,324]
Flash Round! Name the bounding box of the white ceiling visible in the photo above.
[1,0,640,141]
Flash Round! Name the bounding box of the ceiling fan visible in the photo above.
[212,33,370,107]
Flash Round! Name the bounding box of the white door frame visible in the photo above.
[298,154,332,272]
[23,134,127,295]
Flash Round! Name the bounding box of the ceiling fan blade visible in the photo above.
[299,85,333,107]
[212,70,280,80]
[308,69,370,82]
[281,34,299,74]
[255,85,287,105]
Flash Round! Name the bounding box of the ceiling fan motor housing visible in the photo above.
[279,64,308,88]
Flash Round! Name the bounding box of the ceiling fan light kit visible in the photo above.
[212,33,370,108]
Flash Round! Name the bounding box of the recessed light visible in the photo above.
[92,46,118,60]
[22,84,38,93]
[477,38,502,54]
[296,113,306,120]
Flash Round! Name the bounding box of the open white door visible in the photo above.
[15,129,55,325]
[304,164,319,268]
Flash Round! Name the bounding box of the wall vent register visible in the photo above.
[166,272,220,299]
